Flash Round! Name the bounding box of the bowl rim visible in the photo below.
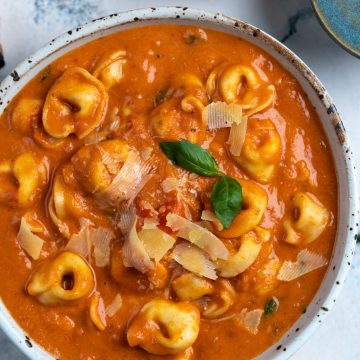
[0,6,358,360]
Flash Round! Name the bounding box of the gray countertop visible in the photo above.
[0,0,359,359]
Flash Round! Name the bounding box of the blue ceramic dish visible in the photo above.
[312,0,360,58]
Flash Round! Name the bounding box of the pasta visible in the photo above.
[283,192,330,245]
[231,119,281,182]
[127,299,200,355]
[0,152,47,207]
[0,25,336,360]
[27,251,94,305]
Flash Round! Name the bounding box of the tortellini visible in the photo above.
[169,73,208,113]
[127,299,200,355]
[150,73,207,143]
[89,294,106,331]
[214,180,268,238]
[10,98,43,135]
[42,67,108,139]
[27,251,94,305]
[172,273,214,301]
[71,139,129,194]
[93,50,127,90]
[0,152,47,207]
[172,274,235,319]
[239,241,280,296]
[283,192,330,245]
[201,280,236,319]
[207,63,275,116]
[231,119,281,182]
[251,257,281,295]
[48,174,95,237]
[216,232,262,277]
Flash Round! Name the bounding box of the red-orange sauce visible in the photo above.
[0,25,337,359]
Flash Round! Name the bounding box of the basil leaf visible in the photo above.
[160,140,221,177]
[211,176,242,229]
[264,298,278,316]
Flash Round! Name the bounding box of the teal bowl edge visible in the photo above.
[311,0,360,59]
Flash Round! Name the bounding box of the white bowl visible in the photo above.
[0,7,358,360]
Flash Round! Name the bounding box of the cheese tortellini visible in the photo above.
[172,274,235,319]
[0,152,47,207]
[207,63,275,116]
[127,299,200,355]
[49,174,95,238]
[283,192,330,245]
[71,139,129,194]
[27,251,94,305]
[216,232,262,277]
[93,50,127,90]
[214,180,268,238]
[150,73,207,143]
[42,67,108,139]
[231,119,281,183]
[172,273,214,301]
[10,98,43,135]
[201,280,236,319]
[239,241,281,296]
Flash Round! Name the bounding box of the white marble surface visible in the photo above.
[0,0,359,359]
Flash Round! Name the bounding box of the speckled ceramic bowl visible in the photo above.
[0,7,358,360]
[312,0,360,58]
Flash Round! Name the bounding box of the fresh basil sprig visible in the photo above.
[160,140,222,177]
[211,176,243,229]
[160,140,243,228]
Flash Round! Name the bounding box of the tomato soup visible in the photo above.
[0,25,337,359]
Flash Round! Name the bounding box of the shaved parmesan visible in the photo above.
[48,193,70,238]
[140,147,153,161]
[138,228,175,262]
[96,145,122,175]
[117,204,136,235]
[65,218,93,258]
[172,243,217,280]
[166,213,229,260]
[235,308,263,335]
[161,177,178,193]
[95,151,155,208]
[91,227,116,267]
[142,217,159,230]
[142,201,158,215]
[17,217,44,260]
[277,249,328,281]
[122,216,154,273]
[161,175,194,220]
[66,219,115,267]
[202,102,242,130]
[201,210,224,231]
[227,116,248,156]
[105,294,123,318]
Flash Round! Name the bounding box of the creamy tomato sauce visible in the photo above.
[0,25,337,360]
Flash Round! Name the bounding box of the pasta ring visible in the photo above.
[27,251,94,305]
[42,67,108,139]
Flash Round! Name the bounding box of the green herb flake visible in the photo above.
[154,89,167,106]
[264,297,279,316]
[39,66,51,82]
[211,176,242,229]
[159,140,221,177]
[185,35,197,45]
[355,233,360,243]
